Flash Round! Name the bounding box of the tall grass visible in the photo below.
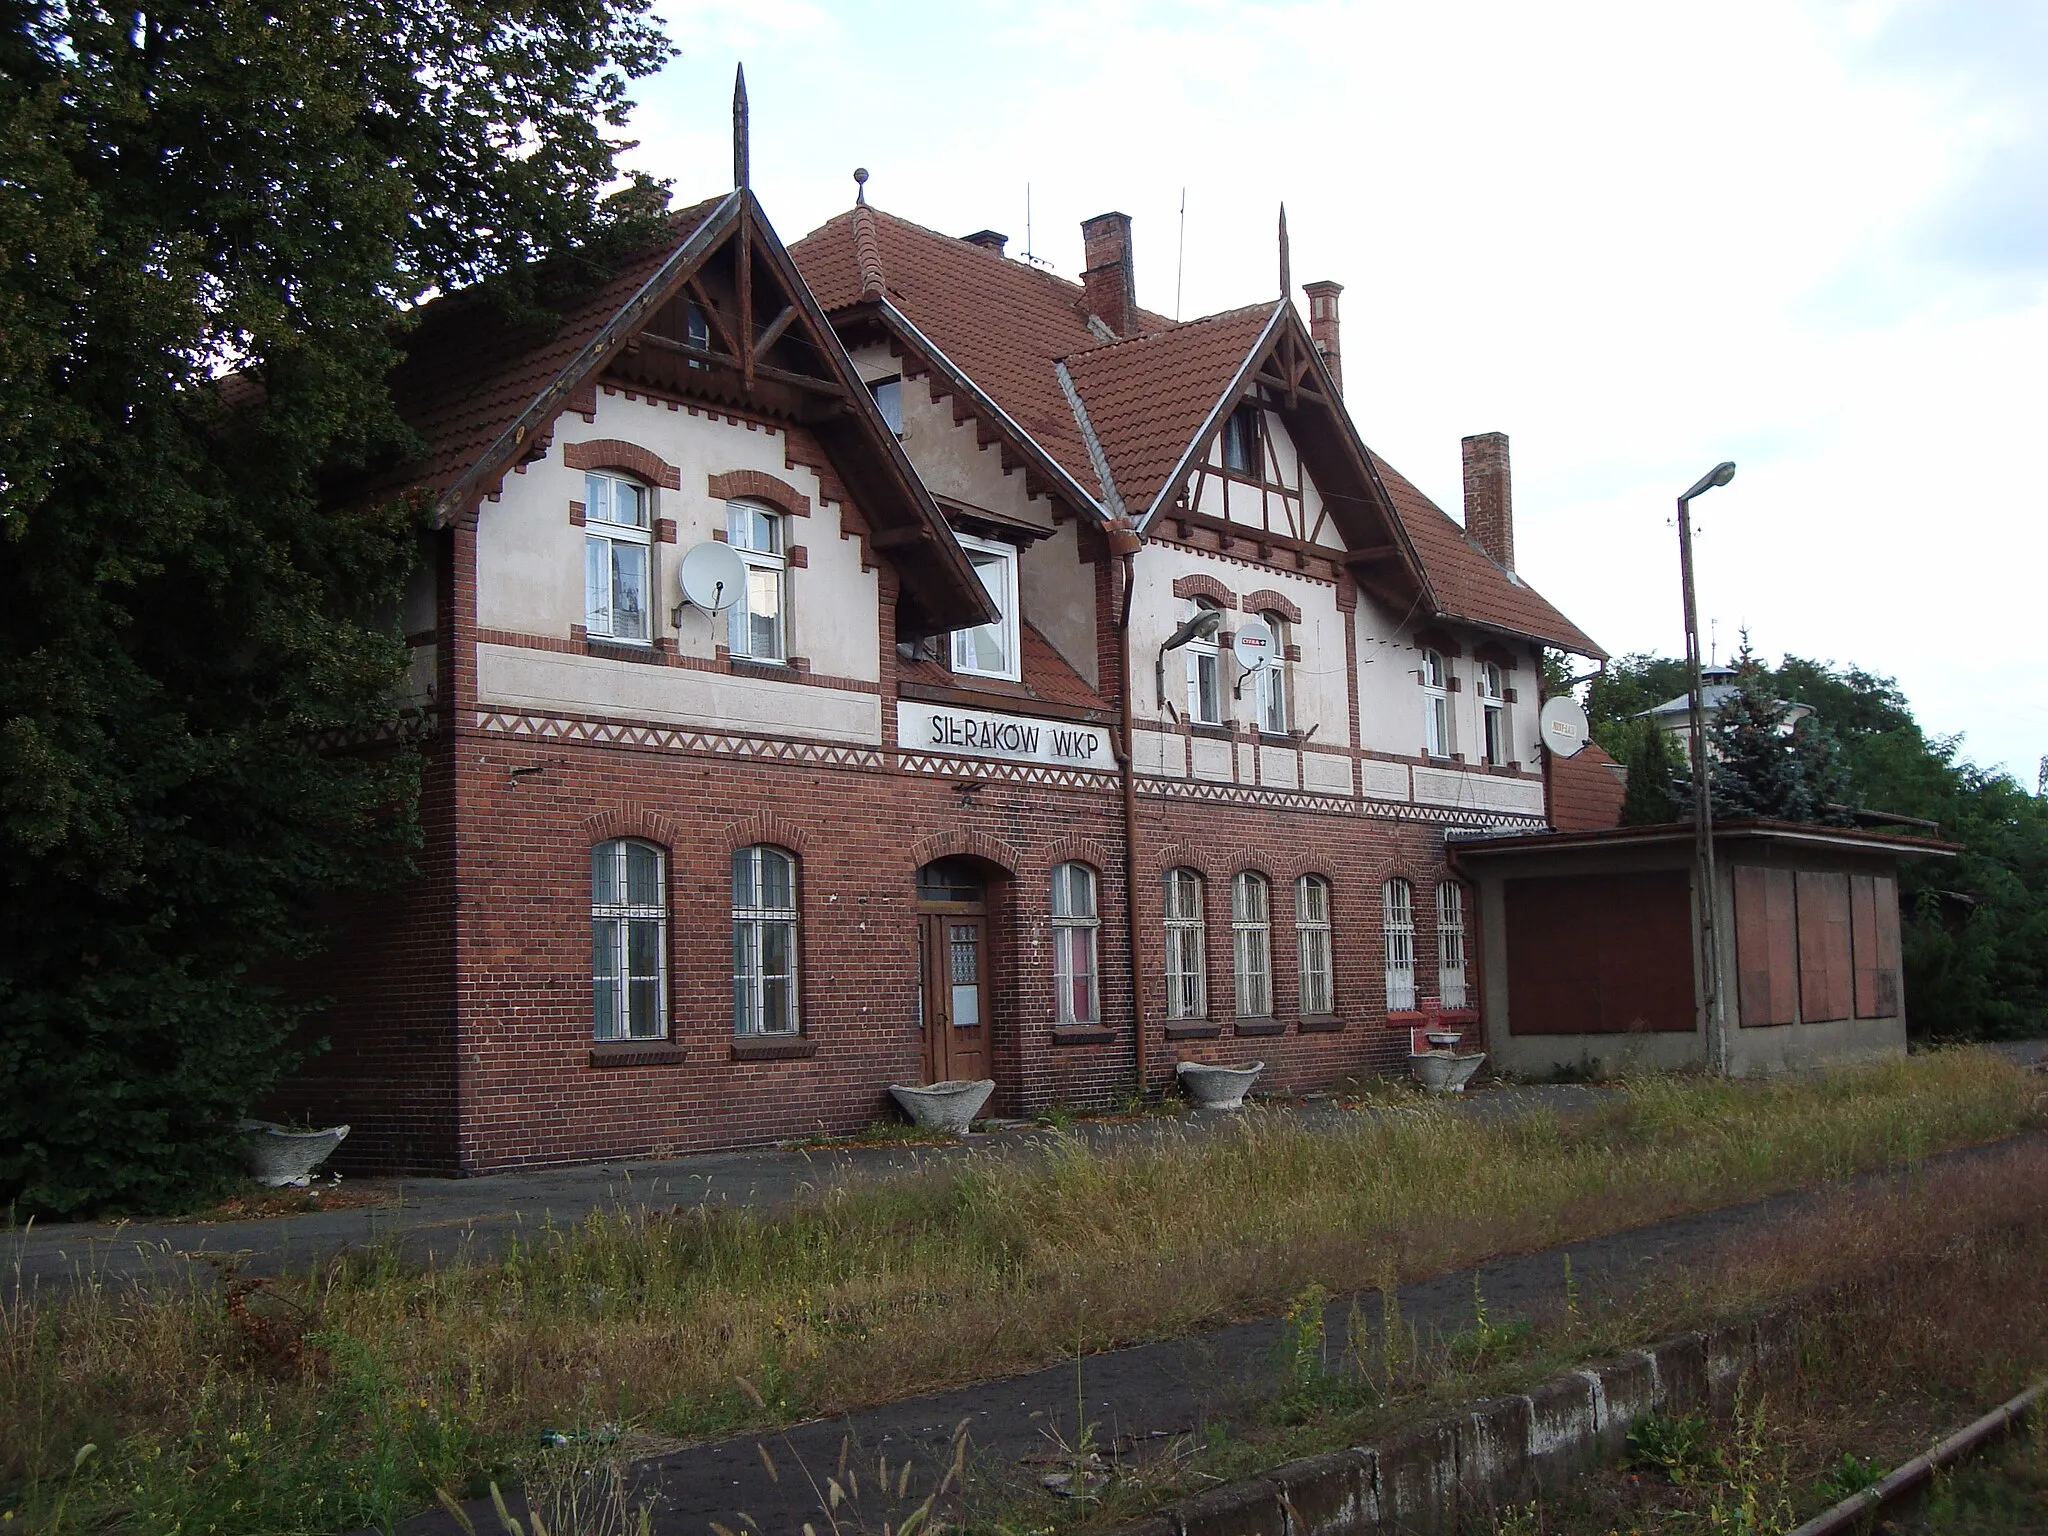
[2,1049,2040,1534]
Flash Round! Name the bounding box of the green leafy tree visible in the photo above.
[0,3,673,1215]
[1583,652,1693,737]
[1619,716,1681,826]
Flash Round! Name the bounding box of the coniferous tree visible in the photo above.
[1620,716,1681,825]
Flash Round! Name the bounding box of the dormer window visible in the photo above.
[951,534,1020,681]
[1222,405,1261,476]
[685,301,711,367]
[869,376,904,435]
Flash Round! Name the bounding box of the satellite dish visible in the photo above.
[678,541,747,613]
[1539,696,1589,758]
[1232,617,1275,671]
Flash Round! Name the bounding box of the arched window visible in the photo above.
[1164,869,1207,1020]
[1185,598,1223,725]
[1232,872,1273,1018]
[727,500,787,661]
[1383,877,1417,1011]
[1421,649,1450,757]
[732,845,799,1035]
[1255,612,1289,735]
[1438,881,1469,1009]
[585,471,651,642]
[1051,863,1099,1024]
[1478,661,1507,766]
[592,839,666,1040]
[1296,875,1333,1016]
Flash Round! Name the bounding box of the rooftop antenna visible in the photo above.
[1709,618,1719,668]
[1025,182,1033,263]
[732,63,749,190]
[1278,202,1291,299]
[1175,187,1186,322]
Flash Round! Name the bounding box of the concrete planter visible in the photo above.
[237,1120,349,1187]
[1408,1052,1486,1095]
[888,1079,994,1136]
[1176,1059,1266,1110]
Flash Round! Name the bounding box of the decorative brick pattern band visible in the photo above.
[562,439,683,490]
[709,469,812,519]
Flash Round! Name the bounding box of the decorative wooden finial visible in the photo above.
[733,64,749,190]
[853,167,869,206]
[1278,203,1291,299]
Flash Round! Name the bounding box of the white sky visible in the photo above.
[621,0,2048,783]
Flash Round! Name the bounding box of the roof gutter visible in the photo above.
[432,191,743,528]
[876,299,1108,521]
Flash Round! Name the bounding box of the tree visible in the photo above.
[0,3,673,1215]
[1618,716,1681,826]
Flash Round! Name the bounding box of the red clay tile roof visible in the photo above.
[898,620,1108,714]
[1369,454,1604,657]
[1546,741,1628,831]
[380,196,730,506]
[1062,304,1280,514]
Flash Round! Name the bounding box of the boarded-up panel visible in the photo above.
[1734,866,1798,1027]
[1796,870,1853,1023]
[1504,871,1696,1034]
[1852,873,1902,1018]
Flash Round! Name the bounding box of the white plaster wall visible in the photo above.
[1355,594,1430,758]
[1018,523,1099,688]
[1304,749,1355,795]
[1187,411,1334,547]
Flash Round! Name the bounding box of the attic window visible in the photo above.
[869,376,903,435]
[951,534,1020,681]
[1222,405,1261,476]
[686,301,710,350]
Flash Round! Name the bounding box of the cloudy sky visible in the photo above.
[621,0,2047,782]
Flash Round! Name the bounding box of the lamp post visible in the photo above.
[1678,461,1736,1074]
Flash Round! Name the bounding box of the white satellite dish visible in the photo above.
[678,540,747,613]
[1232,617,1275,671]
[1539,695,1590,758]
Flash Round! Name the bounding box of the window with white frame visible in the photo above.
[726,500,787,661]
[952,534,1020,680]
[584,471,652,642]
[1254,612,1289,734]
[1421,648,1451,757]
[1383,876,1417,1011]
[1164,868,1207,1020]
[1479,660,1508,766]
[1185,598,1223,724]
[732,845,799,1035]
[1051,862,1099,1024]
[1232,871,1273,1017]
[1222,404,1261,476]
[1296,875,1333,1016]
[592,839,665,1040]
[1437,881,1468,1010]
[868,375,904,435]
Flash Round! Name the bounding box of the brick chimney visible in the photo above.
[1461,431,1514,572]
[962,229,1008,254]
[1080,211,1137,337]
[1302,280,1343,392]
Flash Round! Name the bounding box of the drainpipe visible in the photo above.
[1107,519,1148,1096]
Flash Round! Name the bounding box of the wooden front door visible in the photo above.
[920,913,990,1083]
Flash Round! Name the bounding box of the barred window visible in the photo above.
[1438,881,1469,1009]
[1383,877,1417,1011]
[1232,872,1273,1018]
[592,839,665,1040]
[733,845,799,1035]
[1296,875,1333,1016]
[1052,862,1099,1024]
[1164,868,1207,1020]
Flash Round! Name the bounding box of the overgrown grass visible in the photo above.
[3,1049,2041,1534]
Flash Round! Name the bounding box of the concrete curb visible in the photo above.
[1122,1305,1806,1536]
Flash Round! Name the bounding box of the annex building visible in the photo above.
[293,146,1615,1174]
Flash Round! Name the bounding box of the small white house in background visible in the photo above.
[1640,662,1813,757]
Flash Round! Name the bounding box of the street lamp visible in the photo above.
[1677,461,1735,1074]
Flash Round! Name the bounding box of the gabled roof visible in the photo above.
[366,192,994,634]
[790,202,1605,657]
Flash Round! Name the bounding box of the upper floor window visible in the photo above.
[1255,612,1289,735]
[868,375,904,435]
[1185,598,1223,725]
[1296,875,1333,1016]
[1222,405,1261,476]
[1164,868,1207,1020]
[1384,877,1417,1011]
[1479,660,1508,766]
[592,839,665,1040]
[1438,880,1468,1009]
[727,500,786,662]
[584,471,651,642]
[952,534,1020,681]
[1421,648,1451,757]
[1051,862,1099,1024]
[732,845,799,1035]
[1232,871,1273,1018]
[685,300,711,360]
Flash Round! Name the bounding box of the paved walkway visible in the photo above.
[5,1083,1612,1295]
